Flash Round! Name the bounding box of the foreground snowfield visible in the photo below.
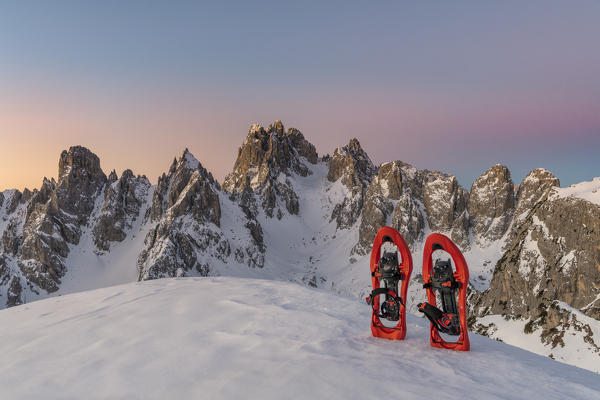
[1,278,598,400]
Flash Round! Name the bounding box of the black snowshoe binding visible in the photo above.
[366,248,404,322]
[418,259,461,336]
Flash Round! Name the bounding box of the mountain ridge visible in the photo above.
[1,120,599,373]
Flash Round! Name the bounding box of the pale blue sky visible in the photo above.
[1,1,599,190]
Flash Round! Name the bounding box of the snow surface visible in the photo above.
[0,277,598,400]
[476,311,600,374]
[555,177,600,205]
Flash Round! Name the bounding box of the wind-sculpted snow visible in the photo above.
[0,278,598,400]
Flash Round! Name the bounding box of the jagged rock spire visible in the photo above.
[55,145,107,220]
[328,138,377,230]
[327,138,376,188]
[223,120,318,193]
[18,146,107,293]
[468,164,515,245]
[515,168,560,217]
[222,121,317,218]
[150,148,219,224]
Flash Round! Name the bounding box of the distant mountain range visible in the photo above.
[1,120,598,372]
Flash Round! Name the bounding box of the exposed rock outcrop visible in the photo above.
[470,192,600,356]
[6,276,22,307]
[328,138,377,229]
[356,161,470,253]
[356,161,424,253]
[4,189,27,215]
[468,164,515,245]
[138,149,263,281]
[55,146,107,223]
[223,121,317,218]
[423,171,470,249]
[514,168,560,219]
[151,149,220,223]
[93,170,152,251]
[18,146,106,292]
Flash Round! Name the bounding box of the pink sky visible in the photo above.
[1,82,598,192]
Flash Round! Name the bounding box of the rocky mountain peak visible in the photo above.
[55,146,107,220]
[223,121,318,194]
[178,148,202,172]
[14,146,108,294]
[58,146,105,182]
[327,138,376,188]
[356,160,422,252]
[515,168,560,218]
[423,171,470,249]
[268,119,285,135]
[468,164,515,245]
[108,170,118,184]
[221,122,317,219]
[328,139,378,230]
[151,149,218,222]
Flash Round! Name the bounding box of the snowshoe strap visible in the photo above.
[368,288,404,306]
[417,302,460,336]
[423,281,460,290]
[366,288,404,321]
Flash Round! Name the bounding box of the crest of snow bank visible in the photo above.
[555,177,600,205]
[0,278,598,400]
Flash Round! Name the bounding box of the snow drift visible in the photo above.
[0,278,597,400]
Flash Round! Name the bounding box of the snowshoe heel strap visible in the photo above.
[417,302,460,336]
[368,288,404,321]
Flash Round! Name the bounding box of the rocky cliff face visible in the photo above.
[423,171,470,249]
[355,161,470,254]
[356,161,423,253]
[223,121,317,219]
[328,138,377,230]
[93,170,152,251]
[514,168,560,219]
[138,149,264,281]
[17,146,107,294]
[468,164,515,245]
[472,194,600,314]
[469,175,600,364]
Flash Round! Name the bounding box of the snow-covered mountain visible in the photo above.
[1,277,598,400]
[1,120,599,374]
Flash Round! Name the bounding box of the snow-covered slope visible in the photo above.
[555,177,600,205]
[1,278,598,400]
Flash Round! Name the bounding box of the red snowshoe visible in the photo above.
[365,227,413,340]
[418,233,470,351]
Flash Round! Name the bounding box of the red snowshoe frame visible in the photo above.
[422,233,470,351]
[368,227,413,340]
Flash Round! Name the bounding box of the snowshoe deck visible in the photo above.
[366,227,413,340]
[419,233,470,351]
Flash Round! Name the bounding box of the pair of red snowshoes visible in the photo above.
[365,227,470,351]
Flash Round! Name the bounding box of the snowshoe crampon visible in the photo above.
[418,233,470,351]
[365,227,413,340]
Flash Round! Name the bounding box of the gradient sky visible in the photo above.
[1,0,599,191]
